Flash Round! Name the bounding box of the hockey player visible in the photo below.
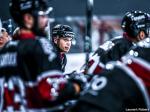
[0,20,11,48]
[0,0,82,111]
[99,11,150,64]
[70,12,150,111]
[52,24,75,72]
[70,37,150,112]
[82,10,150,75]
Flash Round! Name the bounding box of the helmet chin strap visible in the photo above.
[56,44,65,53]
[54,44,64,53]
[54,40,65,53]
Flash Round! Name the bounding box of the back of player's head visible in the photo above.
[121,10,150,38]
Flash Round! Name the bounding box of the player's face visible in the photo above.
[0,29,10,48]
[23,13,48,31]
[137,31,146,42]
[57,37,72,53]
[23,13,34,29]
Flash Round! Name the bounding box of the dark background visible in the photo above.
[0,0,150,20]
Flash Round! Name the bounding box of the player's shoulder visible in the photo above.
[136,37,150,48]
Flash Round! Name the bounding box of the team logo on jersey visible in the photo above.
[0,53,17,67]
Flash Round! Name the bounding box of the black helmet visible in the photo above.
[9,0,51,27]
[52,24,75,39]
[121,10,150,37]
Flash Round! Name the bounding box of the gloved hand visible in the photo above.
[67,73,88,92]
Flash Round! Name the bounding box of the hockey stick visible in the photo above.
[84,0,94,73]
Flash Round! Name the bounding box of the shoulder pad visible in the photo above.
[38,38,56,61]
[99,41,115,51]
[38,38,53,54]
